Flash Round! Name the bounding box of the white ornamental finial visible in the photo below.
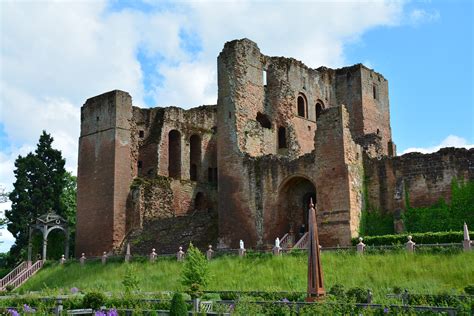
[275,237,280,248]
[464,222,470,241]
[239,240,244,250]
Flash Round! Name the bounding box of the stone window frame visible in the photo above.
[168,129,182,179]
[278,126,288,149]
[315,99,325,120]
[297,93,308,118]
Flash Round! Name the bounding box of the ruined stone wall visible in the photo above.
[128,105,217,221]
[365,148,474,219]
[243,153,318,247]
[77,38,472,255]
[360,67,392,155]
[335,64,393,157]
[76,90,133,256]
[264,59,336,158]
[217,39,367,247]
[314,105,363,246]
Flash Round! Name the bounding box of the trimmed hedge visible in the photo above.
[352,231,464,246]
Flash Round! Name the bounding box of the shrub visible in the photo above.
[328,283,345,298]
[346,287,369,303]
[464,285,474,295]
[82,292,106,310]
[352,231,464,246]
[181,243,209,298]
[170,292,187,316]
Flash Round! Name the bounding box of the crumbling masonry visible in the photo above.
[76,39,474,256]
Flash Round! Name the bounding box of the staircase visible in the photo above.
[294,232,309,249]
[279,232,309,250]
[0,260,43,291]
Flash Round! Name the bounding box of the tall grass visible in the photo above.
[19,251,473,299]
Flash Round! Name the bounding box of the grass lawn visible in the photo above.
[19,251,473,301]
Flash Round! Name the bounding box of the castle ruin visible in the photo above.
[76,39,473,256]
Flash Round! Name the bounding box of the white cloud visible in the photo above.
[0,144,35,192]
[402,135,474,155]
[409,8,440,25]
[148,0,404,108]
[0,0,406,182]
[0,201,14,253]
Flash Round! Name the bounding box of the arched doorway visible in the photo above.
[277,176,316,237]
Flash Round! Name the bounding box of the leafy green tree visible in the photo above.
[6,131,68,260]
[122,265,139,295]
[61,172,77,226]
[181,243,209,298]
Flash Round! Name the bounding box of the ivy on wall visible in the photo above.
[403,180,474,233]
[358,209,394,236]
[359,179,474,237]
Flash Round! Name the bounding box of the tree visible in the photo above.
[181,243,209,298]
[170,292,188,316]
[6,131,67,260]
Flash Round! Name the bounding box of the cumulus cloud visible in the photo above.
[151,0,404,107]
[0,0,406,177]
[402,135,474,155]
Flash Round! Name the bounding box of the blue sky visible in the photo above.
[346,0,473,152]
[0,0,473,252]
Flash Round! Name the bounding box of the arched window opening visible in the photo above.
[278,127,287,149]
[373,84,378,100]
[190,134,201,181]
[316,101,324,120]
[168,130,181,178]
[297,95,306,117]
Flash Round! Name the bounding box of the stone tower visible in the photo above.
[76,90,133,256]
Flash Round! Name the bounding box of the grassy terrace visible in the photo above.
[19,251,473,300]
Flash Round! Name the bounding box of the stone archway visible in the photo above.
[277,176,316,237]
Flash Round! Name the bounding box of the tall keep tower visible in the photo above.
[76,90,133,256]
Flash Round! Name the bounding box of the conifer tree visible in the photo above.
[6,131,67,259]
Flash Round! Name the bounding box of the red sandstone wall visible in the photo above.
[216,39,367,248]
[76,90,133,256]
[335,65,393,157]
[314,105,363,246]
[365,148,474,218]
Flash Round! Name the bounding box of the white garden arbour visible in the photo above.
[27,211,69,265]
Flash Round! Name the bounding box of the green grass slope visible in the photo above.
[19,252,473,299]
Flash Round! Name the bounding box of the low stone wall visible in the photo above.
[365,147,474,215]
